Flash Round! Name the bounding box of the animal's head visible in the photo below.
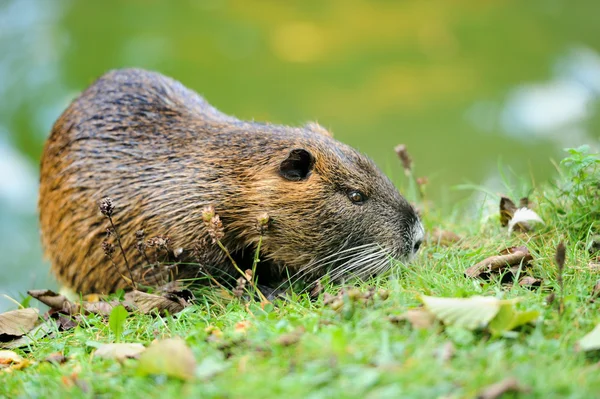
[248,125,424,283]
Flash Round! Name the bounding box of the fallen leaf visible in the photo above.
[588,262,600,272]
[28,289,116,317]
[507,208,544,234]
[137,338,196,380]
[310,280,323,299]
[518,276,542,288]
[590,280,600,302]
[576,324,600,352]
[390,309,436,329]
[234,320,252,334]
[465,247,533,279]
[323,292,344,311]
[61,371,90,393]
[420,295,507,330]
[54,314,80,331]
[587,235,600,255]
[124,290,189,315]
[518,197,531,209]
[275,327,306,346]
[205,326,223,340]
[28,290,78,313]
[323,292,340,305]
[0,350,23,365]
[499,197,517,227]
[0,308,39,338]
[82,301,115,317]
[0,350,30,371]
[377,289,390,301]
[0,319,54,349]
[488,303,539,335]
[477,377,530,399]
[428,228,462,246]
[94,343,146,360]
[44,352,68,365]
[346,288,362,300]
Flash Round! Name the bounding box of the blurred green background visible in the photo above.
[1,0,599,310]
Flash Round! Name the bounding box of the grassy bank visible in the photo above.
[2,146,599,399]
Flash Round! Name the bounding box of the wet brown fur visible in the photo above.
[39,68,421,294]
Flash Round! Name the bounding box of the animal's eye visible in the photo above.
[347,190,365,204]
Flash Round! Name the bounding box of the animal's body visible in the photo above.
[39,68,423,294]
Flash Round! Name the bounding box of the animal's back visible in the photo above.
[39,69,241,292]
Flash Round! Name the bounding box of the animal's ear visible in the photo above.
[279,148,315,181]
[304,122,333,137]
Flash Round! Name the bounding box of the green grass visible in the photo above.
[2,146,600,399]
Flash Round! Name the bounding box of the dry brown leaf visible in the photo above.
[428,228,462,246]
[0,308,39,338]
[28,290,79,313]
[0,350,30,371]
[234,320,252,334]
[44,352,68,365]
[518,197,531,209]
[310,280,323,299]
[205,325,223,339]
[465,246,533,279]
[82,301,116,317]
[323,292,344,311]
[0,350,23,365]
[588,236,600,255]
[61,371,90,392]
[591,280,600,302]
[323,292,340,305]
[53,314,82,331]
[477,377,530,399]
[588,262,600,272]
[94,343,146,361]
[498,246,529,256]
[377,289,390,301]
[275,327,305,346]
[500,196,542,233]
[518,276,542,288]
[390,309,436,329]
[499,197,517,227]
[123,290,190,315]
[29,289,120,317]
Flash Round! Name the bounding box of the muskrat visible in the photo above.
[39,68,424,294]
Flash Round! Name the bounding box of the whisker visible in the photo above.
[272,241,404,297]
[327,247,387,283]
[277,243,379,291]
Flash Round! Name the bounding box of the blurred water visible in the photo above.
[1,0,599,311]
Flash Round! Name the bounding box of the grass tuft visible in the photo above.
[2,147,600,397]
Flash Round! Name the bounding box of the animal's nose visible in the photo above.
[413,239,422,253]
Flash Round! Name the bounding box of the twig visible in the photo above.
[99,197,136,289]
[216,239,268,303]
[555,241,566,316]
